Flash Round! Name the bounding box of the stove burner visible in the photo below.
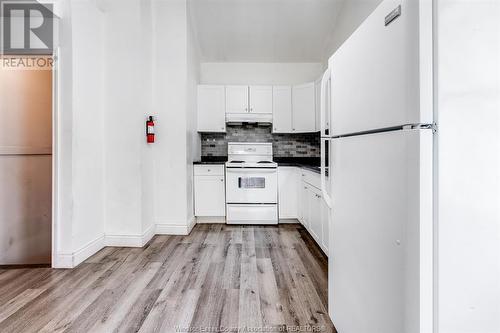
[229,160,244,163]
[257,161,273,164]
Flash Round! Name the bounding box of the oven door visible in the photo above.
[225,168,278,204]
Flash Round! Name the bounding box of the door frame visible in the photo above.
[51,47,60,268]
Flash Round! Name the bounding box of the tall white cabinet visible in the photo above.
[292,82,316,133]
[272,86,293,133]
[197,85,226,132]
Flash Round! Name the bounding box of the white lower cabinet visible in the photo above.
[308,186,322,242]
[194,165,226,217]
[278,167,299,219]
[298,169,329,256]
[320,197,329,254]
[299,182,309,228]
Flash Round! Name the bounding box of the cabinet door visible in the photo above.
[292,82,316,133]
[320,197,329,255]
[197,85,226,132]
[272,86,292,133]
[315,79,321,131]
[308,186,322,243]
[299,182,310,227]
[194,176,226,217]
[249,86,272,114]
[278,167,298,219]
[225,86,249,114]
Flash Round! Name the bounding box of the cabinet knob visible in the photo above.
[221,178,224,182]
[207,169,211,172]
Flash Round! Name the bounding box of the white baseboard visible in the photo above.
[279,218,300,224]
[196,216,226,224]
[104,224,155,247]
[156,216,196,235]
[53,221,194,268]
[52,234,105,269]
[52,253,74,269]
[74,235,105,266]
[142,224,156,245]
[187,215,196,233]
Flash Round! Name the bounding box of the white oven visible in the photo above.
[225,168,277,204]
[225,142,278,225]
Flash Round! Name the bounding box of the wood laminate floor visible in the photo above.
[0,224,336,333]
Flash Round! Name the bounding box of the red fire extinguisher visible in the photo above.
[146,116,155,143]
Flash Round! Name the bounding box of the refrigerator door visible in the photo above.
[329,129,433,333]
[329,0,433,136]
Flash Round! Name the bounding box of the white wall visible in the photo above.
[52,0,200,267]
[437,1,500,332]
[152,0,190,232]
[323,0,383,60]
[200,62,324,85]
[103,0,150,239]
[52,0,74,267]
[71,0,106,257]
[187,1,201,222]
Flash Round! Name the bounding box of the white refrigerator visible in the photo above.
[319,0,435,332]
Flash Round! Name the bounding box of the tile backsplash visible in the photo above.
[201,124,320,157]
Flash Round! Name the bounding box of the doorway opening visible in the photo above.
[0,55,53,267]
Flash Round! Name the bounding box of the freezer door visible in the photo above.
[329,0,433,136]
[329,129,433,333]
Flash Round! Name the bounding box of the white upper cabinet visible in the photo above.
[249,86,273,114]
[197,82,317,131]
[272,86,292,133]
[292,82,316,133]
[225,86,249,114]
[197,85,226,132]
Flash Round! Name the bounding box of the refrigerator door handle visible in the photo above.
[321,138,332,209]
[320,68,331,138]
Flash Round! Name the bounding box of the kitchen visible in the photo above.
[194,78,329,241]
[0,0,498,332]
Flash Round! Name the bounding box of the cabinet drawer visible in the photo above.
[300,169,321,189]
[194,165,224,176]
[226,204,278,224]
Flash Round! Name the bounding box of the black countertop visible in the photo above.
[273,157,321,174]
[194,156,322,173]
[193,156,227,165]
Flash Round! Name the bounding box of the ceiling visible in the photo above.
[189,0,344,63]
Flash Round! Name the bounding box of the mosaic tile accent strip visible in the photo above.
[201,124,320,157]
